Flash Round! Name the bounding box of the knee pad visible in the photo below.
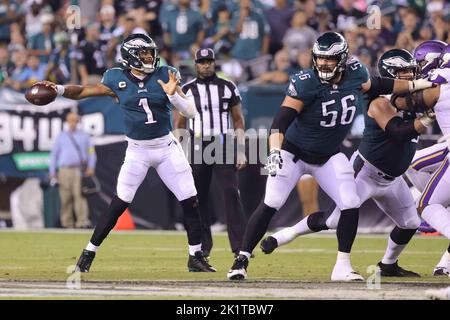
[337,182,361,210]
[116,183,136,203]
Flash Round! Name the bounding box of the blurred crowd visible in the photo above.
[0,0,449,91]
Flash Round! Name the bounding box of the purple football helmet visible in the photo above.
[440,45,450,69]
[413,40,447,77]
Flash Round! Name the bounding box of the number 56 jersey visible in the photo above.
[284,61,369,162]
[101,65,180,140]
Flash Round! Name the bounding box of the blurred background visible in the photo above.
[0,0,448,232]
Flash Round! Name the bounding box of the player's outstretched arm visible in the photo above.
[269,96,303,150]
[59,83,117,100]
[41,80,117,100]
[361,76,436,96]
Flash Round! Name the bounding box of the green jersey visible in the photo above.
[358,95,419,177]
[284,60,369,163]
[101,65,179,140]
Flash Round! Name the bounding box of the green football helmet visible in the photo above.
[312,32,349,81]
[121,33,160,74]
[378,48,418,80]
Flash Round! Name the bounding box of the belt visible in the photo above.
[356,153,396,181]
[376,171,395,181]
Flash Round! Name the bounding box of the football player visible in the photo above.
[260,49,435,278]
[40,34,216,273]
[396,42,450,277]
[227,32,434,281]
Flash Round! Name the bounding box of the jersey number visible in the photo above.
[320,95,356,127]
[139,98,157,124]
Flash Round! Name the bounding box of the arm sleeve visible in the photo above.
[270,106,298,134]
[367,75,395,100]
[384,116,419,142]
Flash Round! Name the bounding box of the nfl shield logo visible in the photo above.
[201,49,209,57]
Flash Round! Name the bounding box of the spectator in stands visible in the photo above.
[395,31,415,53]
[400,7,421,41]
[316,6,335,33]
[358,27,384,64]
[0,45,13,78]
[379,14,397,47]
[0,0,23,44]
[257,48,291,84]
[431,15,449,42]
[25,0,47,41]
[45,31,76,84]
[99,5,117,52]
[264,0,295,55]
[161,0,206,61]
[357,48,375,75]
[28,13,55,63]
[203,5,233,60]
[75,23,107,86]
[50,112,96,229]
[333,0,364,31]
[5,54,45,91]
[230,0,270,62]
[8,23,26,53]
[283,10,317,64]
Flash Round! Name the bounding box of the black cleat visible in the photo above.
[433,267,449,276]
[227,254,249,280]
[75,249,96,273]
[260,236,278,254]
[377,261,421,277]
[188,251,216,272]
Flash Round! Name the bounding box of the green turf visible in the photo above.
[0,230,448,282]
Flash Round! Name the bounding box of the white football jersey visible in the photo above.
[434,82,450,135]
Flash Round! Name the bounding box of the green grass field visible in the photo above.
[0,230,449,299]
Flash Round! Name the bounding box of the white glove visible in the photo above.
[418,111,436,127]
[409,78,435,92]
[265,148,283,176]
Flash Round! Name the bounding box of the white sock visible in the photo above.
[85,242,98,252]
[381,237,406,265]
[335,251,352,268]
[422,204,450,238]
[189,244,202,256]
[272,218,313,246]
[436,251,450,268]
[239,251,251,260]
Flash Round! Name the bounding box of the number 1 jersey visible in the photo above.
[101,65,179,140]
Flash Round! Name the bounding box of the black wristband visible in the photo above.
[385,116,419,142]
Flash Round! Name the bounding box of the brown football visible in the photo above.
[25,82,57,106]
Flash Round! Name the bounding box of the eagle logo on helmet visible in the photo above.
[378,49,418,80]
[121,34,160,74]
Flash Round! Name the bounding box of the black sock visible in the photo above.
[390,226,417,245]
[336,208,359,253]
[447,243,450,254]
[307,211,330,232]
[241,202,277,253]
[90,196,129,246]
[180,196,202,246]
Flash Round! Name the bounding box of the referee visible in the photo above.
[175,48,248,258]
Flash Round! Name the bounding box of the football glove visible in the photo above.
[265,148,283,177]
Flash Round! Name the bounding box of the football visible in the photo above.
[25,82,57,106]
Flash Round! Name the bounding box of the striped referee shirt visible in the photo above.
[182,74,241,136]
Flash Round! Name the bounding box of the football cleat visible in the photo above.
[227,254,249,280]
[260,236,278,254]
[377,261,421,277]
[187,251,216,272]
[331,265,364,282]
[75,249,96,273]
[433,266,450,276]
